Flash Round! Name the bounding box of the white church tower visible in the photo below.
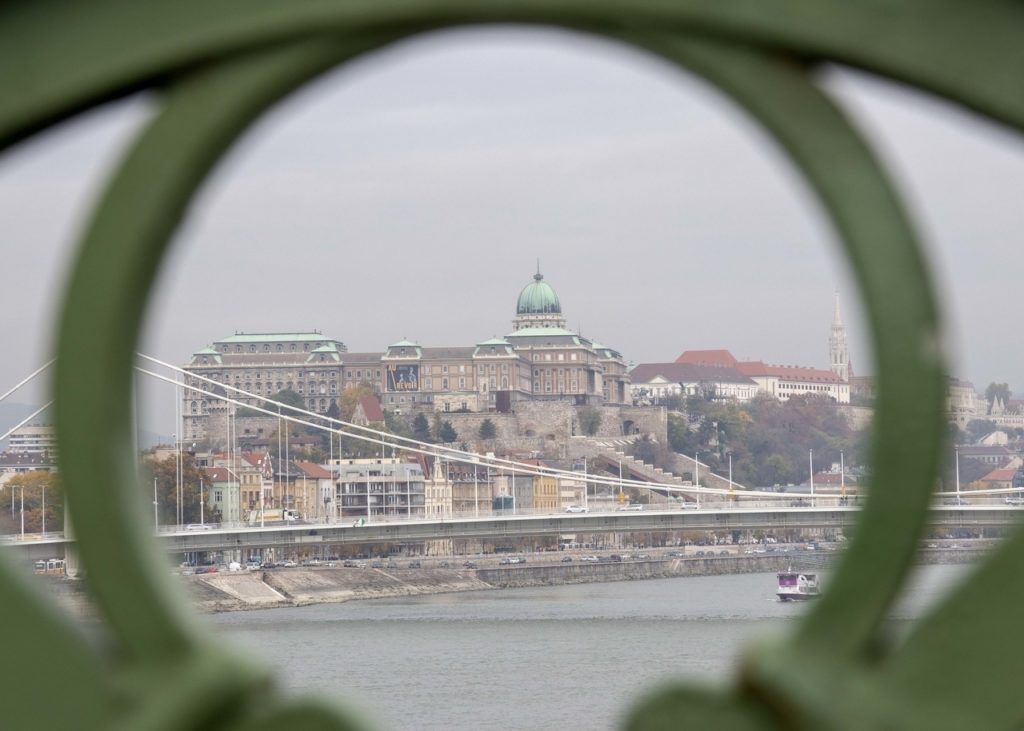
[829,292,851,381]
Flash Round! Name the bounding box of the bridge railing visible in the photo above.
[4,2,1024,729]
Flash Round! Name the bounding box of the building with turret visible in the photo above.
[180,268,630,443]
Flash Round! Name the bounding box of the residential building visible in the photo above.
[736,361,850,404]
[202,466,241,525]
[7,424,57,456]
[667,350,850,404]
[293,461,334,521]
[629,362,759,404]
[332,457,425,519]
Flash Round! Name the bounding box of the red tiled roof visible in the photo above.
[204,466,235,483]
[736,361,841,383]
[294,461,333,479]
[359,395,385,422]
[981,467,1017,482]
[630,362,755,385]
[675,349,738,367]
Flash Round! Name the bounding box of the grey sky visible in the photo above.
[2,27,1022,434]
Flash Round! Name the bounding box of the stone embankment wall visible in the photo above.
[477,555,794,587]
[41,548,987,617]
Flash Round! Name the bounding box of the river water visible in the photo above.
[206,564,968,730]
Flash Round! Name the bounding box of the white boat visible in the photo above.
[777,571,820,601]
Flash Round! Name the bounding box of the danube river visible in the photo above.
[206,564,967,730]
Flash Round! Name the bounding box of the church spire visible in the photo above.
[829,290,851,381]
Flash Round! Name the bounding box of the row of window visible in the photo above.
[220,342,318,354]
[531,352,580,362]
[204,369,339,380]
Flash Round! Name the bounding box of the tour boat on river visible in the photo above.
[777,571,820,601]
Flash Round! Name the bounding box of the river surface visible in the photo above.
[206,564,968,730]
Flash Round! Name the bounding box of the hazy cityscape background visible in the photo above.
[1,26,1022,434]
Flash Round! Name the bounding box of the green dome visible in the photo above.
[516,272,561,315]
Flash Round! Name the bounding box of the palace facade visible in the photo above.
[181,269,629,443]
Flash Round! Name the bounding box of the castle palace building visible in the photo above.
[181,270,629,444]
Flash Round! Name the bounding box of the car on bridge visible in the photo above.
[617,504,643,512]
[565,505,589,513]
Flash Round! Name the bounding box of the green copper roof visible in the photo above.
[194,346,219,355]
[516,271,561,315]
[389,339,419,348]
[477,337,511,346]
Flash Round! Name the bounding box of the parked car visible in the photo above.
[407,560,422,569]
[439,561,450,568]
[462,561,478,569]
[370,560,384,569]
[561,556,573,562]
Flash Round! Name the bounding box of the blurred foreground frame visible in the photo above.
[2,1,1022,728]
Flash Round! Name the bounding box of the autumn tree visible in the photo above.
[338,381,377,421]
[0,471,62,534]
[140,454,222,527]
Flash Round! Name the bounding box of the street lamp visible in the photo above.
[955,446,961,501]
[809,449,815,507]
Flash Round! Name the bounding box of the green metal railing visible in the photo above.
[2,2,1021,728]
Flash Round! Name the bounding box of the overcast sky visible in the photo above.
[2,27,1023,434]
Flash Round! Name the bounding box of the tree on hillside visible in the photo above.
[661,393,686,412]
[628,434,660,466]
[965,419,997,444]
[267,388,305,412]
[578,406,602,436]
[985,382,1012,409]
[478,418,497,441]
[438,421,458,444]
[338,381,377,421]
[384,410,411,439]
[665,393,862,488]
[0,471,63,534]
[141,454,221,527]
[667,413,699,455]
[412,413,433,443]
